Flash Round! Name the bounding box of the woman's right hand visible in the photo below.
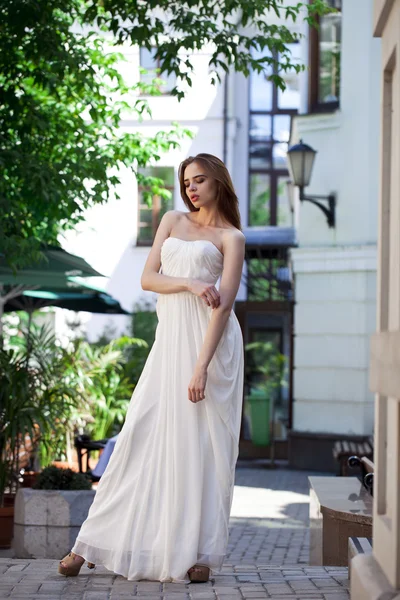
[188,279,220,309]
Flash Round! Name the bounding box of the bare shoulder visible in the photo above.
[222,228,246,248]
[160,210,185,228]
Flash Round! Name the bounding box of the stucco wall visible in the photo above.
[291,0,381,435]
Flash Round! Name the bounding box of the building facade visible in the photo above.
[288,0,381,469]
[351,0,400,596]
[62,0,381,468]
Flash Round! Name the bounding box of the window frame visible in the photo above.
[308,1,342,113]
[248,47,298,228]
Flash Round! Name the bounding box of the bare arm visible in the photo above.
[141,211,221,307]
[141,211,192,294]
[188,231,245,403]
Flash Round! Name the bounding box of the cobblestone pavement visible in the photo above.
[0,466,350,599]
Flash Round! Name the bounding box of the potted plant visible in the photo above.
[244,341,288,464]
[14,465,94,558]
[0,347,44,548]
[0,322,80,548]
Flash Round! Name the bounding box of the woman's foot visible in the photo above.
[188,564,210,582]
[58,552,95,577]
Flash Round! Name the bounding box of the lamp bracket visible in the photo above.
[299,189,336,228]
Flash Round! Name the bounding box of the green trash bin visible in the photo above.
[246,388,270,446]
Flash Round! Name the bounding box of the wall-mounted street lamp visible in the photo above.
[287,140,336,228]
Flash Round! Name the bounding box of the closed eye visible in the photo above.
[185,178,205,188]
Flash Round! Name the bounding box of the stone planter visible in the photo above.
[13,488,95,558]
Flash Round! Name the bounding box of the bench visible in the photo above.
[332,435,374,476]
[309,476,373,566]
[348,455,374,496]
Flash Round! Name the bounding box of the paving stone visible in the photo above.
[5,565,29,573]
[288,580,319,590]
[27,597,63,600]
[264,582,293,594]
[1,575,25,584]
[11,597,59,600]
[214,587,241,595]
[160,595,190,599]
[311,579,343,589]
[128,597,159,600]
[145,592,179,597]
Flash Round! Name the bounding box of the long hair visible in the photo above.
[178,153,242,231]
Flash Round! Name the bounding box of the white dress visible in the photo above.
[72,236,244,582]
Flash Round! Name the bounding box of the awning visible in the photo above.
[243,227,297,259]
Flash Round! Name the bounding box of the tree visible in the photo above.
[0,0,187,270]
[0,0,331,269]
[91,0,330,94]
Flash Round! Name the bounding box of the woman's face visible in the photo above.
[183,161,217,209]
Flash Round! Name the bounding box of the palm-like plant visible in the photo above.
[244,341,288,461]
[0,324,79,505]
[0,348,40,505]
[72,337,141,441]
[1,314,147,494]
[245,340,288,407]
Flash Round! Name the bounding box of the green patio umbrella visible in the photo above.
[4,286,130,315]
[0,246,106,338]
[0,246,103,287]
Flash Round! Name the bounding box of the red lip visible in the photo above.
[191,195,199,202]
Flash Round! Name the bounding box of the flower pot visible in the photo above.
[21,471,40,488]
[3,493,15,507]
[13,488,95,558]
[0,495,15,548]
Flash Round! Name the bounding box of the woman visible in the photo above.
[58,153,245,583]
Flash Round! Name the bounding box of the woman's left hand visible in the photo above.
[188,366,208,403]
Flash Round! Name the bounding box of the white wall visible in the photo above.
[292,246,376,434]
[291,0,381,435]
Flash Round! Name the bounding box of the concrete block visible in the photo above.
[14,488,47,526]
[294,367,373,404]
[293,400,374,435]
[295,301,375,336]
[294,334,369,370]
[13,489,95,559]
[46,492,71,527]
[13,525,47,558]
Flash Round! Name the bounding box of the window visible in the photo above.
[248,44,300,227]
[139,47,176,94]
[309,0,342,112]
[137,167,174,245]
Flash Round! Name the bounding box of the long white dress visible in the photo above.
[72,236,244,582]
